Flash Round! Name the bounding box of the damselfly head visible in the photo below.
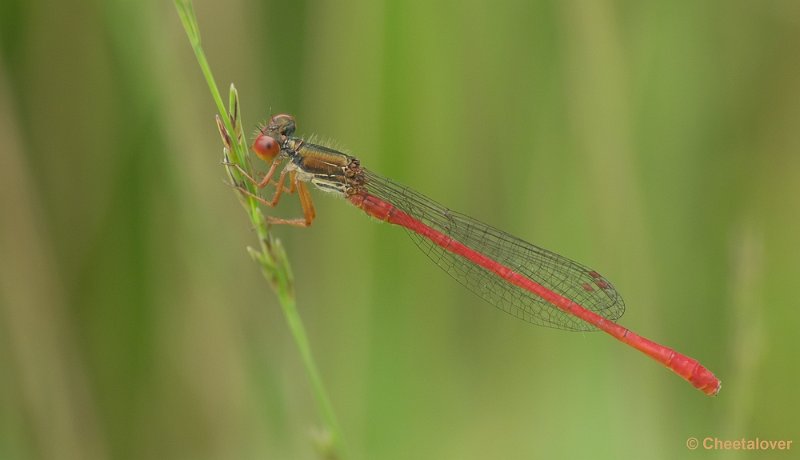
[252,113,297,161]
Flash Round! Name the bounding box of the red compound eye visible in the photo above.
[252,134,280,160]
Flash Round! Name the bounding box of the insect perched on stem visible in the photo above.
[228,113,721,396]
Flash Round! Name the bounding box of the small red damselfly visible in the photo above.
[227,113,721,396]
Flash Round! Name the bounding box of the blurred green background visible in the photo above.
[2,0,799,459]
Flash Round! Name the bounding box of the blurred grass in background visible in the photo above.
[1,0,799,459]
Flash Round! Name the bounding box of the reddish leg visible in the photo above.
[232,166,293,208]
[223,157,291,192]
[231,170,316,227]
[264,173,317,227]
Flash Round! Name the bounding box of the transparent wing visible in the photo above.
[362,169,625,331]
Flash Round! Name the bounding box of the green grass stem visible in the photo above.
[173,1,347,457]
